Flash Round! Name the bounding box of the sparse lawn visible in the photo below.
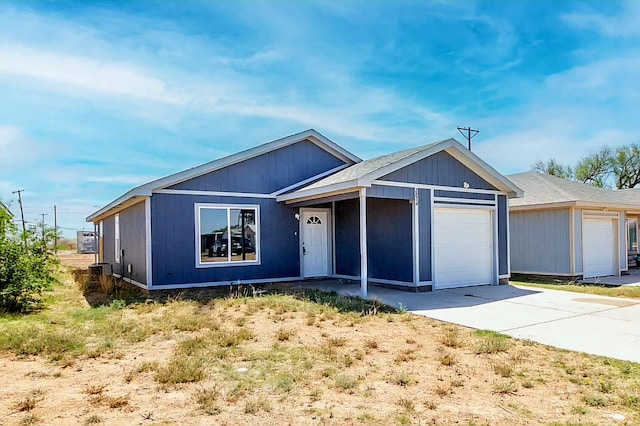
[1,265,639,425]
[512,276,640,299]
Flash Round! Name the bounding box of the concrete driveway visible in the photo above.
[304,282,640,363]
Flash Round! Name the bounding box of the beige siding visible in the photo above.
[510,209,572,275]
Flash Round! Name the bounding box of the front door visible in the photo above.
[301,210,329,278]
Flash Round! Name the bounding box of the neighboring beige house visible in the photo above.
[507,172,640,279]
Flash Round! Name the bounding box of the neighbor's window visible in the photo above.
[196,204,259,267]
[114,214,120,264]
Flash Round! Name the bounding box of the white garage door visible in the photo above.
[583,218,616,278]
[434,208,494,289]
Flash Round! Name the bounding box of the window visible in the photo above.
[196,204,259,267]
[306,216,322,225]
[629,219,638,251]
[114,214,120,264]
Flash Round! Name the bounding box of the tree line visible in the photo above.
[532,144,640,189]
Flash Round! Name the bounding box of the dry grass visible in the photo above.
[0,268,639,424]
[512,278,640,299]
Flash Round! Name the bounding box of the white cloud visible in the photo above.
[0,43,189,104]
[84,175,157,185]
[563,2,640,37]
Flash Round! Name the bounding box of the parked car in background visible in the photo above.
[208,237,254,257]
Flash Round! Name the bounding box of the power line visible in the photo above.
[457,126,479,151]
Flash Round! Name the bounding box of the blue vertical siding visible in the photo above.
[168,140,346,193]
[366,185,413,200]
[497,195,508,276]
[366,198,413,282]
[151,193,300,286]
[117,201,147,285]
[334,198,360,276]
[418,189,432,282]
[380,151,496,190]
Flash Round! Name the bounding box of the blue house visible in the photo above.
[87,129,522,295]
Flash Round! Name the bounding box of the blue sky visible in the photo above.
[0,1,638,234]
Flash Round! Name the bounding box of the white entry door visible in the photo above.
[583,217,616,278]
[433,208,494,289]
[301,210,329,277]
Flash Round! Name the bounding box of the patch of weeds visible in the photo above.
[394,349,416,363]
[622,393,639,408]
[13,390,44,412]
[583,394,607,407]
[321,368,335,378]
[83,385,106,396]
[440,326,464,348]
[395,414,411,425]
[194,387,220,415]
[571,405,588,415]
[451,379,464,388]
[521,380,534,389]
[424,400,437,410]
[364,338,378,349]
[105,395,129,409]
[389,371,417,387]
[342,354,355,367]
[357,413,376,422]
[19,414,40,425]
[597,380,613,393]
[275,328,296,341]
[273,373,294,392]
[439,352,457,366]
[474,330,511,354]
[155,357,206,384]
[406,337,416,344]
[435,384,451,397]
[335,374,358,391]
[493,362,514,378]
[244,396,271,414]
[84,414,103,424]
[309,388,322,402]
[396,397,415,412]
[493,381,518,395]
[328,337,347,347]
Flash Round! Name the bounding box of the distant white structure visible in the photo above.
[77,231,97,254]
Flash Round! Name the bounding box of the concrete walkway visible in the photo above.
[579,268,640,286]
[302,281,640,363]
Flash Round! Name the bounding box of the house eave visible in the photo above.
[509,200,640,212]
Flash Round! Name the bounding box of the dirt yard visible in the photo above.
[56,251,96,269]
[0,269,639,425]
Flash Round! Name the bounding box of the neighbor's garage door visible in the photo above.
[433,208,494,289]
[583,217,616,278]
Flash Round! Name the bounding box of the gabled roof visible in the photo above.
[87,129,360,222]
[277,138,523,203]
[507,172,640,210]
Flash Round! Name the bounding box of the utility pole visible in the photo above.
[53,205,58,253]
[457,126,479,151]
[40,213,47,241]
[12,189,26,245]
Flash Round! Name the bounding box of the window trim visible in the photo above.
[114,213,120,264]
[194,203,261,268]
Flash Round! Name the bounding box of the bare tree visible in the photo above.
[574,147,613,188]
[613,144,640,189]
[531,159,573,179]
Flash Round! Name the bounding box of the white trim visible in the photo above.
[433,203,495,211]
[330,274,414,288]
[145,197,153,289]
[505,196,511,277]
[271,164,351,196]
[433,196,496,205]
[359,188,368,298]
[194,203,261,268]
[114,213,120,264]
[429,188,435,286]
[418,281,433,287]
[277,180,361,202]
[569,206,575,275]
[372,179,503,195]
[499,274,510,279]
[87,129,361,222]
[331,201,336,276]
[154,189,276,199]
[299,207,332,278]
[112,273,148,290]
[412,188,419,286]
[148,276,304,290]
[493,195,499,285]
[332,274,359,281]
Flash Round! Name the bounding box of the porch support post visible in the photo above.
[413,188,419,286]
[359,187,368,298]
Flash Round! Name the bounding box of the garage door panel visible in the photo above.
[583,218,615,278]
[434,209,494,289]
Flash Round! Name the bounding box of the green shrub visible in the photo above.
[0,210,57,312]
